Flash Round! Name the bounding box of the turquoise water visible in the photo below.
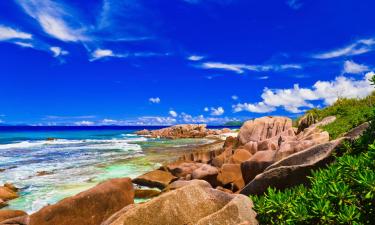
[0,127,210,213]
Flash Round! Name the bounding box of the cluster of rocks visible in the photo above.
[132,116,338,196]
[1,115,369,225]
[0,179,257,225]
[135,124,232,139]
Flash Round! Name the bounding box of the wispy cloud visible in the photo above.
[15,0,87,42]
[233,72,375,113]
[0,25,32,41]
[14,42,34,48]
[149,97,161,104]
[74,120,95,126]
[188,55,204,61]
[313,38,375,59]
[231,95,238,100]
[200,62,302,74]
[343,60,369,74]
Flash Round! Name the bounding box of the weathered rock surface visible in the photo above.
[0,200,7,209]
[165,161,204,178]
[230,149,252,164]
[103,180,258,225]
[132,170,177,189]
[238,116,293,145]
[297,113,317,133]
[240,139,344,195]
[29,178,134,225]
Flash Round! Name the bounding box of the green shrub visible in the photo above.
[252,141,375,224]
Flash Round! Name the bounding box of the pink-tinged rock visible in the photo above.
[238,116,293,145]
[192,164,219,186]
[230,149,252,164]
[133,170,178,189]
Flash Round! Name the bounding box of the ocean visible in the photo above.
[0,126,225,213]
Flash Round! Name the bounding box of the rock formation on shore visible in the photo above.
[5,116,371,225]
[135,124,232,139]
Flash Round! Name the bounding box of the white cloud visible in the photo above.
[14,42,34,48]
[204,107,209,112]
[233,102,276,113]
[343,60,369,74]
[101,119,118,124]
[188,55,204,61]
[15,0,87,42]
[0,25,32,41]
[149,97,161,104]
[74,120,94,126]
[231,95,238,100]
[91,49,114,60]
[169,110,178,117]
[50,46,69,57]
[201,62,302,74]
[233,72,375,113]
[313,38,375,59]
[209,107,224,116]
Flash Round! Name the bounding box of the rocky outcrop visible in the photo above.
[240,139,344,195]
[217,164,244,192]
[132,170,178,189]
[0,210,27,224]
[135,124,232,139]
[28,178,134,225]
[102,180,258,225]
[192,164,219,186]
[297,113,317,133]
[241,150,277,184]
[238,116,293,145]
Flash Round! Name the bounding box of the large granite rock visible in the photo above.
[165,161,204,178]
[230,149,252,164]
[238,117,293,145]
[29,178,134,225]
[240,139,344,195]
[241,150,277,184]
[344,122,370,140]
[0,210,27,224]
[132,170,177,189]
[103,180,258,225]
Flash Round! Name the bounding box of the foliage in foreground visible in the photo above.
[253,142,375,224]
[252,111,375,225]
[302,91,375,139]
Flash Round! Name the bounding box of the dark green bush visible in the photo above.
[252,142,375,224]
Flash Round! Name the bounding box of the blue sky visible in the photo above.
[1,0,375,125]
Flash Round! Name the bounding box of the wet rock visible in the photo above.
[132,170,178,189]
[36,171,53,176]
[29,178,134,225]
